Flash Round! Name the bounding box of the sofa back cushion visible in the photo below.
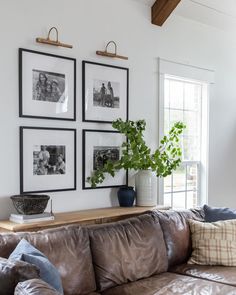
[88,213,168,292]
[157,209,204,267]
[0,225,96,295]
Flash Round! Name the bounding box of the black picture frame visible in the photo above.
[82,129,128,189]
[82,61,129,123]
[19,48,76,121]
[20,126,76,194]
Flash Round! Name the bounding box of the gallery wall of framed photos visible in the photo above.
[18,46,129,194]
[2,0,192,219]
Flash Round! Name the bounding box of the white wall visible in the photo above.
[0,0,236,219]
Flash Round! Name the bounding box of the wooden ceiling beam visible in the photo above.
[152,0,181,26]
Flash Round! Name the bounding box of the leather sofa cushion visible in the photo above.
[170,263,236,287]
[0,225,96,295]
[15,279,61,295]
[101,272,236,295]
[88,213,168,292]
[0,257,40,295]
[156,209,204,267]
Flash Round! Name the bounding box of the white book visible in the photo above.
[10,215,55,224]
[10,212,52,220]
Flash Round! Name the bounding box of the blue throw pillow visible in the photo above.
[9,239,63,294]
[204,204,236,222]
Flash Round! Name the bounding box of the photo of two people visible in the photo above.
[93,79,120,109]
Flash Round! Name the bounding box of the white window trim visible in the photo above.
[157,58,214,208]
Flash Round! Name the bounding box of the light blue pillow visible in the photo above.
[9,239,63,294]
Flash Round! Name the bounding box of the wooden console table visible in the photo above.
[0,206,169,233]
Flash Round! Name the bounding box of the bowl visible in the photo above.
[10,195,50,215]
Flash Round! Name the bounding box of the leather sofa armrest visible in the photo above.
[14,278,61,295]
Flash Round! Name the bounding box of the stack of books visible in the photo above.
[9,212,54,224]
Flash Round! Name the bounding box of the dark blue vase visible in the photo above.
[117,186,135,207]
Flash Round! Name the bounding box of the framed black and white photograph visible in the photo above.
[20,127,76,193]
[82,61,129,123]
[19,48,76,121]
[82,129,127,189]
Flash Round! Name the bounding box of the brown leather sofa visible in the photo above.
[1,208,236,295]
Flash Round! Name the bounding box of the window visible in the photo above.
[159,59,213,209]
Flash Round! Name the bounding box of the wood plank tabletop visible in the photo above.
[0,205,169,232]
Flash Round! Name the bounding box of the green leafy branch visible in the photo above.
[87,119,186,187]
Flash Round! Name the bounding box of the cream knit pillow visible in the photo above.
[188,219,236,266]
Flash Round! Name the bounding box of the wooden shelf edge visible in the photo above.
[0,206,169,232]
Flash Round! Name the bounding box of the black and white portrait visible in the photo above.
[93,80,120,109]
[21,126,76,193]
[83,61,128,123]
[32,70,65,103]
[20,49,76,120]
[83,129,127,189]
[93,146,120,170]
[33,145,66,175]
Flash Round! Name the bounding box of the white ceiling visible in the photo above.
[134,0,236,32]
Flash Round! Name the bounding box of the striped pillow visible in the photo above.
[188,219,236,266]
